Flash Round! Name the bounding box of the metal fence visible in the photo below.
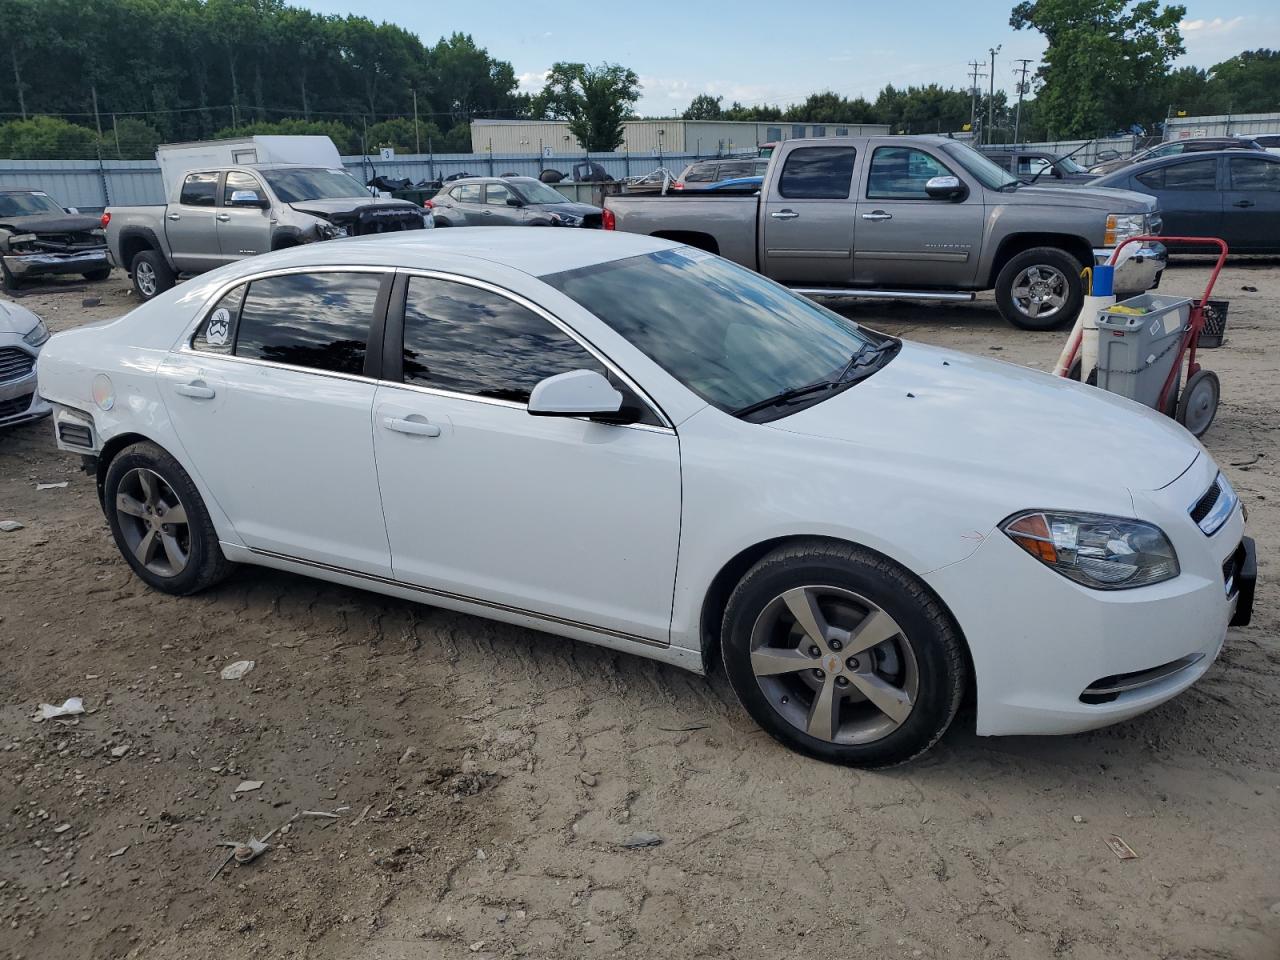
[0,152,705,212]
[1164,112,1280,140]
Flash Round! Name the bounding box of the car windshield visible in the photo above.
[1059,155,1087,173]
[512,180,569,204]
[941,142,1020,189]
[0,192,66,217]
[543,248,883,416]
[260,168,369,203]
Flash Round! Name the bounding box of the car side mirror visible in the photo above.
[64,206,80,214]
[230,190,269,208]
[506,197,524,207]
[925,175,965,200]
[528,369,628,421]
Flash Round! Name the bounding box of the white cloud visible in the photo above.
[517,70,549,94]
[1180,16,1244,33]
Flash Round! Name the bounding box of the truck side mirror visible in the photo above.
[229,190,269,209]
[925,176,965,200]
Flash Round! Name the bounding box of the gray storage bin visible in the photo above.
[1095,293,1192,407]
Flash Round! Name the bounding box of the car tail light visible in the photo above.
[100,211,111,228]
[602,208,616,231]
[422,199,434,209]
[672,182,684,190]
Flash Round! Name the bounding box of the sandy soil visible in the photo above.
[1,263,1277,960]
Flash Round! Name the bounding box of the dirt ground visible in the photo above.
[1,261,1277,960]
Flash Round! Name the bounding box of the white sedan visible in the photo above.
[35,229,1255,766]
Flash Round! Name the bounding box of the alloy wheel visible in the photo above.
[749,586,919,744]
[135,261,157,297]
[1010,264,1068,321]
[114,468,190,577]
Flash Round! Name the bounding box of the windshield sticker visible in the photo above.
[206,308,232,346]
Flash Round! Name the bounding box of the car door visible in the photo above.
[1132,157,1223,239]
[482,181,522,224]
[853,142,985,288]
[371,272,682,643]
[451,183,485,223]
[216,171,273,259]
[156,268,393,576]
[1223,155,1280,252]
[167,172,225,272]
[760,143,859,285]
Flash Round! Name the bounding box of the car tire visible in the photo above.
[995,247,1084,331]
[103,441,232,595]
[130,249,175,301]
[720,540,967,767]
[82,267,111,282]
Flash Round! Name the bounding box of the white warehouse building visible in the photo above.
[470,118,890,156]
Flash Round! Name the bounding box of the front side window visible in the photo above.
[544,248,878,415]
[400,277,605,403]
[1228,157,1280,191]
[180,173,218,207]
[234,272,383,375]
[223,171,264,204]
[1160,158,1218,190]
[485,183,513,205]
[778,146,857,199]
[867,147,953,199]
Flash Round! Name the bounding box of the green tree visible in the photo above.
[784,91,877,124]
[682,94,723,120]
[535,62,640,152]
[366,116,444,154]
[1207,49,1280,113]
[0,116,99,159]
[101,118,162,159]
[722,102,783,122]
[1011,0,1186,137]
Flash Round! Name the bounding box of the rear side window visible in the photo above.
[1138,158,1217,191]
[683,163,718,183]
[180,173,218,207]
[192,286,246,356]
[234,272,383,375]
[778,146,857,199]
[454,184,481,203]
[400,277,605,403]
[718,161,753,179]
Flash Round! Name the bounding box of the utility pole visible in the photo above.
[91,85,103,137]
[1013,58,1033,144]
[412,89,420,154]
[987,45,1001,144]
[968,60,986,138]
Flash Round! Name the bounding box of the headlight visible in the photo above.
[1104,213,1147,247]
[23,320,50,347]
[316,222,348,240]
[550,213,582,227]
[1001,510,1179,590]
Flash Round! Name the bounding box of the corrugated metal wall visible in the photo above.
[470,119,893,154]
[1164,112,1280,140]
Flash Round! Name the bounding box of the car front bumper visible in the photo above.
[927,455,1252,737]
[1094,241,1166,295]
[0,339,50,427]
[3,248,109,280]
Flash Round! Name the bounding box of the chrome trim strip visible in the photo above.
[246,546,670,649]
[1194,472,1238,536]
[1082,653,1204,696]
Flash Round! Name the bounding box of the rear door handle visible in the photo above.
[1233,199,1255,208]
[862,211,893,221]
[216,213,231,222]
[175,381,215,400]
[770,210,799,220]
[383,416,441,438]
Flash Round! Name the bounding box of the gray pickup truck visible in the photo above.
[604,135,1166,329]
[104,164,428,301]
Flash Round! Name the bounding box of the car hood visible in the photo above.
[769,341,1200,495]
[0,213,103,234]
[529,201,601,217]
[289,197,420,217]
[1006,183,1156,211]
[0,297,42,336]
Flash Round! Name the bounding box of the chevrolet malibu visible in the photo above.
[35,230,1255,766]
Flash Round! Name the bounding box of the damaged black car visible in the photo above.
[0,189,111,290]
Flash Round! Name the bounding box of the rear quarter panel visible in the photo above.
[605,195,758,268]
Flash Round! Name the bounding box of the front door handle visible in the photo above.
[861,211,893,221]
[1233,199,1255,208]
[167,213,181,221]
[216,213,231,222]
[770,210,800,220]
[482,209,493,216]
[175,381,216,400]
[383,416,441,438]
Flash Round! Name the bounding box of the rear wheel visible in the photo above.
[130,249,174,301]
[720,541,967,767]
[995,247,1084,331]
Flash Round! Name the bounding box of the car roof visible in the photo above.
[1094,148,1279,182]
[446,176,541,185]
[203,227,675,280]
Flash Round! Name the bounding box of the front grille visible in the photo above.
[0,392,33,419]
[1190,480,1221,525]
[0,347,35,383]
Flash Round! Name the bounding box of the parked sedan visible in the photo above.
[1092,151,1280,252]
[36,230,1254,766]
[0,297,52,427]
[429,177,602,228]
[1088,137,1262,175]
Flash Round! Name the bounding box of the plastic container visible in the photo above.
[1197,299,1229,348]
[1094,293,1193,408]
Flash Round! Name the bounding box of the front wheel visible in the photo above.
[721,541,967,767]
[103,441,232,595]
[995,247,1084,331]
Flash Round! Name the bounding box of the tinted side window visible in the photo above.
[1229,157,1280,191]
[1162,158,1217,190]
[180,173,218,207]
[778,146,857,199]
[456,184,482,203]
[192,286,246,356]
[684,163,718,183]
[223,171,264,204]
[401,277,605,403]
[1135,168,1164,189]
[718,161,753,179]
[867,147,953,199]
[235,272,382,375]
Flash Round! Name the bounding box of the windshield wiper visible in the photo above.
[732,339,901,419]
[731,379,840,418]
[835,339,900,381]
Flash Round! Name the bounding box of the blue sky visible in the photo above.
[309,1,1279,115]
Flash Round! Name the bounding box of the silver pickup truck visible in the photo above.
[104,164,428,301]
[604,136,1166,329]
